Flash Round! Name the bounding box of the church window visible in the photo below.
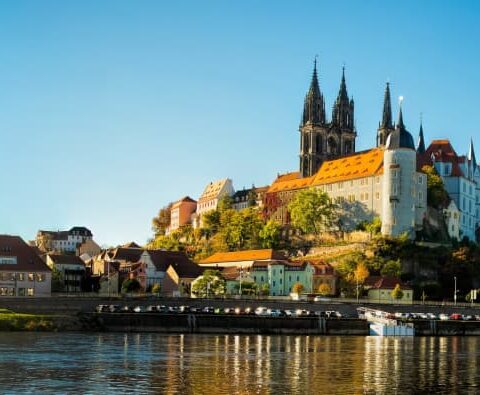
[316,135,322,151]
[327,137,338,155]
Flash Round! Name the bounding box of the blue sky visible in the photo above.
[1,1,479,246]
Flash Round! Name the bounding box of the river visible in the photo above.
[0,333,478,394]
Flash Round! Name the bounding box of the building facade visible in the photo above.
[46,254,86,292]
[168,196,197,233]
[0,235,51,297]
[36,226,93,254]
[419,139,480,240]
[193,178,235,228]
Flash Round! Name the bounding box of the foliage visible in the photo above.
[152,203,173,236]
[259,220,282,249]
[357,217,382,235]
[353,262,370,285]
[422,165,450,209]
[288,188,338,236]
[391,284,404,300]
[317,283,332,296]
[51,266,64,293]
[121,278,141,293]
[151,283,161,295]
[291,282,304,294]
[37,233,54,253]
[380,259,402,278]
[191,270,226,297]
[259,283,270,296]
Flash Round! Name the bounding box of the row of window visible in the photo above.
[0,273,47,282]
[0,287,34,296]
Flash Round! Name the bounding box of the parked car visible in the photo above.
[462,315,474,321]
[255,307,269,316]
[133,306,145,313]
[284,310,294,317]
[439,314,449,321]
[314,296,331,302]
[95,305,109,313]
[449,313,462,320]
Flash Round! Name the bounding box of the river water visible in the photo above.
[0,333,478,394]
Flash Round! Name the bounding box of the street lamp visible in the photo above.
[454,276,457,306]
[238,267,243,297]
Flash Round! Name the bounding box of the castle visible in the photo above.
[175,61,479,242]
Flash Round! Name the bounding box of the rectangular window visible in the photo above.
[36,274,46,282]
[418,175,423,184]
[28,273,34,282]
[27,288,34,297]
[376,177,380,184]
[18,288,25,297]
[376,192,380,200]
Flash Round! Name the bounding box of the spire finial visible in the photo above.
[397,96,404,128]
[417,113,426,154]
[380,81,393,129]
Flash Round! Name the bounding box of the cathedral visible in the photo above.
[299,60,356,177]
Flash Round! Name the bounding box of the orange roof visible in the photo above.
[311,149,384,186]
[275,172,300,182]
[200,249,286,264]
[267,174,315,193]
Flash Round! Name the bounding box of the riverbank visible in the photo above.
[0,308,78,332]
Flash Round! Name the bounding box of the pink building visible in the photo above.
[169,196,197,232]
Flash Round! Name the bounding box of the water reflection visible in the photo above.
[0,333,479,393]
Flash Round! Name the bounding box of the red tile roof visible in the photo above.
[200,249,287,264]
[418,139,465,177]
[365,276,412,290]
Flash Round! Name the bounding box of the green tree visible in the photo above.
[51,266,64,292]
[152,203,173,236]
[288,188,337,237]
[292,282,304,294]
[317,283,332,296]
[422,165,450,209]
[380,259,402,277]
[191,270,226,297]
[259,220,282,249]
[121,278,141,293]
[391,284,404,300]
[259,283,270,296]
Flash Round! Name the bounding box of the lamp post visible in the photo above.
[239,267,243,297]
[454,276,457,306]
[356,276,359,304]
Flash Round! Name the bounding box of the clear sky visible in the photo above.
[1,1,479,246]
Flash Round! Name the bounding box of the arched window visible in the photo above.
[316,134,322,152]
[327,137,337,155]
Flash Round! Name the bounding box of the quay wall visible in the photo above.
[3,296,480,316]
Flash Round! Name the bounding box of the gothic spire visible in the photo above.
[416,120,426,154]
[331,66,354,129]
[301,58,326,126]
[337,66,348,101]
[380,82,393,129]
[468,138,477,169]
[397,100,405,130]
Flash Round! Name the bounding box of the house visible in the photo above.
[36,226,94,254]
[76,239,101,258]
[419,139,480,240]
[199,249,287,269]
[193,178,235,228]
[364,276,413,304]
[231,186,269,211]
[443,200,461,241]
[218,266,255,295]
[0,235,52,297]
[133,250,203,294]
[168,196,197,233]
[250,260,314,296]
[46,254,86,293]
[310,261,338,295]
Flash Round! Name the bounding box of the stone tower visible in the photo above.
[381,105,417,238]
[299,62,356,178]
[377,82,394,148]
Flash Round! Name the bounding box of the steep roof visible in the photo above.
[122,241,142,249]
[200,249,287,264]
[172,196,197,208]
[48,254,85,267]
[198,179,232,202]
[108,247,144,263]
[418,139,465,177]
[311,149,384,186]
[365,276,412,290]
[0,235,51,272]
[145,250,200,276]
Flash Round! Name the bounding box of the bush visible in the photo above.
[292,282,304,294]
[121,278,142,293]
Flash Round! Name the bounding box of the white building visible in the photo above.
[36,226,93,254]
[420,139,480,241]
[193,178,235,228]
[444,200,461,241]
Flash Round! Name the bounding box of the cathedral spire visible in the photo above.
[380,82,393,129]
[416,119,426,154]
[331,66,353,129]
[468,138,477,169]
[301,58,325,126]
[397,98,405,130]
